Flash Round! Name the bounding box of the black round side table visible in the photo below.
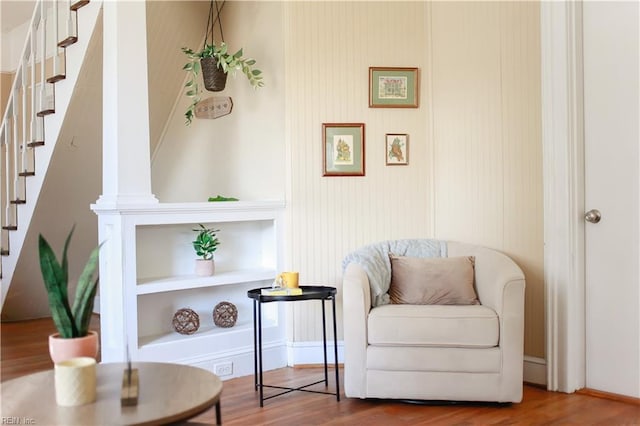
[247,285,340,406]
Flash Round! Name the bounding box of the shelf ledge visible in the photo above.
[137,268,276,295]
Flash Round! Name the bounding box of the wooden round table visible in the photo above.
[1,362,222,425]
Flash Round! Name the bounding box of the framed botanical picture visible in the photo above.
[322,123,365,176]
[369,67,419,108]
[385,134,409,165]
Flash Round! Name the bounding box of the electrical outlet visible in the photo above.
[214,362,233,376]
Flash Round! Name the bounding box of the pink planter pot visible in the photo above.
[49,331,99,364]
[195,259,215,276]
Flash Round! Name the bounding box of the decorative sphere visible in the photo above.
[213,301,238,328]
[172,308,200,335]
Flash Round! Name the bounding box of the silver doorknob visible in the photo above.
[585,209,602,224]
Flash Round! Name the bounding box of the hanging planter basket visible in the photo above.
[201,57,228,92]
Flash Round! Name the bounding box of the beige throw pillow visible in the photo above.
[388,255,479,305]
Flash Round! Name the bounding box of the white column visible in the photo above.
[93,0,158,362]
[96,0,158,206]
[541,1,586,393]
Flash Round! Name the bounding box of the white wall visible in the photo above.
[1,20,30,72]
[151,1,285,202]
[430,2,544,357]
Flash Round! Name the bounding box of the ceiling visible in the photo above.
[1,1,36,34]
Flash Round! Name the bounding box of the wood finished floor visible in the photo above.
[1,316,639,425]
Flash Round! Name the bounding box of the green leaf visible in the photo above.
[233,48,243,59]
[39,233,76,338]
[72,243,102,337]
[252,69,262,76]
[186,90,196,97]
[193,61,200,74]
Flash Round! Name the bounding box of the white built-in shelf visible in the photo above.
[136,268,276,295]
[94,200,285,369]
[138,319,254,348]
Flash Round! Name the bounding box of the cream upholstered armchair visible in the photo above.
[342,240,526,403]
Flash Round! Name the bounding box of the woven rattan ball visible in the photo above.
[172,308,200,335]
[213,301,238,328]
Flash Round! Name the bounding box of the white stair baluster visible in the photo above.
[2,124,8,227]
[66,0,74,44]
[21,61,28,173]
[12,95,19,200]
[30,21,37,143]
[52,0,60,79]
[39,1,46,114]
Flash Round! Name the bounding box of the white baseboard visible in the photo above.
[189,343,288,381]
[524,356,547,386]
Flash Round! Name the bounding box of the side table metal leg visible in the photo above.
[215,401,222,425]
[253,299,258,391]
[322,298,328,385]
[332,296,340,401]
[258,301,264,407]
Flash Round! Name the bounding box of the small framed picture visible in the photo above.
[322,123,365,176]
[385,134,409,165]
[369,67,419,108]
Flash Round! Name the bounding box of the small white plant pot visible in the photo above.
[195,259,215,276]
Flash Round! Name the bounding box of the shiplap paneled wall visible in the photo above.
[430,1,543,357]
[284,1,432,344]
[283,1,543,357]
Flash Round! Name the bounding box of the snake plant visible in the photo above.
[38,227,101,338]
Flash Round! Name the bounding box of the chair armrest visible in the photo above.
[448,242,525,317]
[342,263,371,398]
[448,242,526,401]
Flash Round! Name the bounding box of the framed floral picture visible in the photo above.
[369,67,419,108]
[322,123,365,176]
[385,134,409,165]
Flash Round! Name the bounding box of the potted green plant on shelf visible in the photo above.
[193,224,220,276]
[181,0,264,125]
[39,226,102,363]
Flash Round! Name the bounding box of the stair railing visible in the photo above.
[0,0,81,277]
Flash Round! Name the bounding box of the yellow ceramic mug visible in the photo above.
[278,272,299,288]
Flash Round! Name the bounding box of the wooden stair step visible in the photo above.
[10,200,26,205]
[46,74,65,84]
[2,226,18,231]
[27,141,45,148]
[58,36,78,49]
[18,172,35,177]
[70,0,90,11]
[37,109,55,117]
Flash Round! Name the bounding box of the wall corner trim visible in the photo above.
[541,0,586,394]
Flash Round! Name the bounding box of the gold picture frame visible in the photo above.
[369,67,419,108]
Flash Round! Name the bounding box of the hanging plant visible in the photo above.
[182,0,264,125]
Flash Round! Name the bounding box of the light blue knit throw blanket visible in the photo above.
[342,239,447,307]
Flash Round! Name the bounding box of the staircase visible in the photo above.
[0,0,102,308]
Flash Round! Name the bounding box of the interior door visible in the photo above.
[583,1,639,397]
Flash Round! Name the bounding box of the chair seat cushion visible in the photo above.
[368,304,499,348]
